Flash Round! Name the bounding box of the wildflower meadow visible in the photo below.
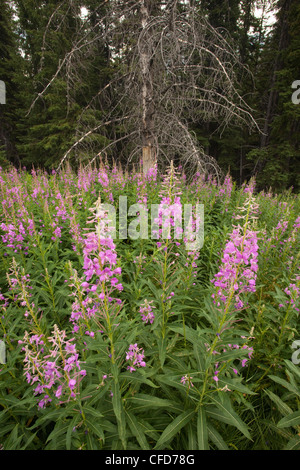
[0,162,299,451]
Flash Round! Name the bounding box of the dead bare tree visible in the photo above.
[28,0,261,177]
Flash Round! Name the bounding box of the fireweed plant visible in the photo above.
[0,163,299,450]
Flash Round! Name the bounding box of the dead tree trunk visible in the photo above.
[140,0,156,175]
[28,0,260,177]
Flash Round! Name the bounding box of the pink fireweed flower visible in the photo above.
[20,325,86,407]
[242,177,256,194]
[181,374,194,388]
[125,344,146,372]
[212,227,259,308]
[210,338,254,384]
[153,200,183,241]
[152,162,183,243]
[139,299,155,324]
[282,279,300,313]
[218,173,233,213]
[69,196,123,337]
[211,195,259,309]
[82,198,120,289]
[51,222,62,241]
[0,208,35,255]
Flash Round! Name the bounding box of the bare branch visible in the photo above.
[28,0,261,177]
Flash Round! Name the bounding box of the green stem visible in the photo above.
[198,195,253,406]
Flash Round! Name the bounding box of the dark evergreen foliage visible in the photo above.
[0,0,299,191]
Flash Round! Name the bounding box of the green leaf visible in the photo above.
[0,423,14,439]
[207,423,229,450]
[268,375,300,397]
[4,424,23,450]
[46,421,70,445]
[127,393,182,413]
[193,343,205,372]
[20,431,38,450]
[154,409,195,449]
[2,395,35,412]
[208,393,252,440]
[146,279,162,300]
[35,286,52,304]
[29,409,65,429]
[284,436,300,450]
[85,417,105,442]
[119,372,158,388]
[134,417,160,442]
[197,407,209,450]
[155,374,193,395]
[66,415,81,450]
[125,410,150,450]
[111,380,127,449]
[168,325,206,345]
[85,431,99,450]
[187,422,197,450]
[277,411,300,429]
[157,336,166,368]
[265,389,293,417]
[83,405,104,420]
[285,360,300,381]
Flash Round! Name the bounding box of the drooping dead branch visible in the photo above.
[28,0,261,178]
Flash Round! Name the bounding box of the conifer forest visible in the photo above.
[0,0,299,452]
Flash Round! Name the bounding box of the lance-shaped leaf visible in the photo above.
[154,409,195,449]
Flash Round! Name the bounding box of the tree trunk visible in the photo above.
[142,145,156,175]
[140,0,156,175]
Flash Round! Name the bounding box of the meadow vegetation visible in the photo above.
[0,162,299,450]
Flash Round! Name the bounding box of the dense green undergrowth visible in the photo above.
[0,163,299,450]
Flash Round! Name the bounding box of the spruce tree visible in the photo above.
[14,0,81,169]
[196,0,261,184]
[0,0,22,168]
[248,0,300,191]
